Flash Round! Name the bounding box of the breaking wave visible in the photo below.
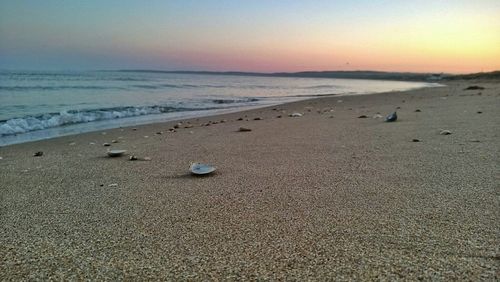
[0,98,261,136]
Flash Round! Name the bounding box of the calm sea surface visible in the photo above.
[0,70,439,145]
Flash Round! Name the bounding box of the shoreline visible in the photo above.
[0,82,442,147]
[1,79,498,280]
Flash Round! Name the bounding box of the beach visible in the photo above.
[1,79,498,279]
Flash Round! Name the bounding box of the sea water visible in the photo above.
[0,70,438,145]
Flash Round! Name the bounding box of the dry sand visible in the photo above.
[1,80,499,280]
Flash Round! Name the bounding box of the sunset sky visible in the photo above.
[1,0,499,73]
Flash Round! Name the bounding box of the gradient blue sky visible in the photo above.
[1,0,499,72]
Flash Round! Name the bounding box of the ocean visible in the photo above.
[0,70,438,145]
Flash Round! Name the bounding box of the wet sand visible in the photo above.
[1,80,499,280]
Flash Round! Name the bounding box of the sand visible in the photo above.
[1,80,499,280]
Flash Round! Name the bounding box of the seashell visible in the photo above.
[373,114,383,119]
[111,140,118,143]
[385,112,397,122]
[129,155,138,161]
[289,113,303,117]
[439,130,452,135]
[238,127,252,132]
[107,150,127,157]
[357,115,368,118]
[189,163,216,175]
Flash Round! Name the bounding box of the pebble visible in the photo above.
[184,124,194,128]
[238,127,252,132]
[276,115,282,118]
[412,139,421,142]
[253,117,263,120]
[132,128,137,131]
[33,151,43,157]
[440,130,452,135]
[69,142,76,146]
[0,157,3,160]
[129,155,138,161]
[289,113,303,117]
[477,111,482,114]
[111,140,118,143]
[155,131,163,135]
[415,109,421,112]
[237,117,243,121]
[358,115,368,118]
[373,114,383,119]
[144,136,149,138]
[89,142,96,145]
[144,157,152,161]
[103,143,111,146]
[174,123,182,129]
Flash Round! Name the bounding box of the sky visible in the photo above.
[1,0,499,73]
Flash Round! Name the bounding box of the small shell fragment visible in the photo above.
[190,163,216,175]
[107,150,127,157]
[289,113,303,117]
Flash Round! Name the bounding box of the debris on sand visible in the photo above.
[385,112,397,122]
[33,151,43,157]
[237,117,244,121]
[412,139,421,142]
[103,143,111,147]
[238,127,252,132]
[415,109,421,112]
[190,163,216,175]
[111,140,119,143]
[276,115,282,118]
[373,114,383,119]
[439,130,452,135]
[477,111,482,114]
[464,85,485,90]
[253,117,263,120]
[108,183,118,187]
[289,113,303,117]
[129,155,152,161]
[357,115,368,118]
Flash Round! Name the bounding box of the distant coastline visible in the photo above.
[115,69,499,82]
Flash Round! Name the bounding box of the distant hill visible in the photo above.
[117,70,440,81]
[444,71,500,80]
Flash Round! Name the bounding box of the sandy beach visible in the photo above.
[1,79,498,280]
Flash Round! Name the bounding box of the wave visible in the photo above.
[0,106,198,136]
[0,85,124,91]
[0,98,261,136]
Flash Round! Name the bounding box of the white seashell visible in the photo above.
[289,113,303,117]
[189,163,216,175]
[439,130,452,135]
[107,150,127,157]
